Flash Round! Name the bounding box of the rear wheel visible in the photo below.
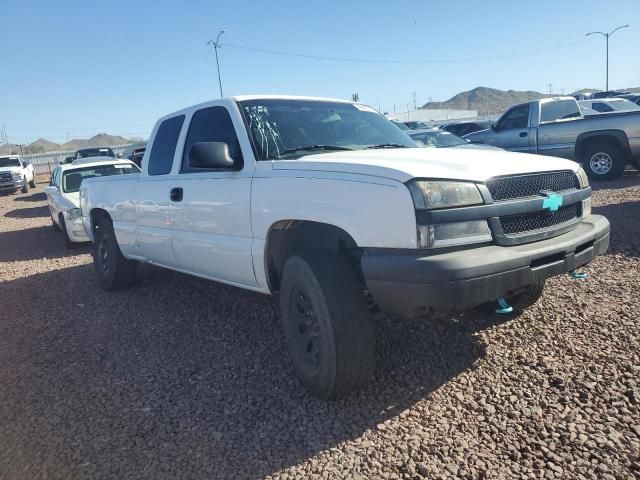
[21,177,28,193]
[279,251,375,399]
[583,143,626,181]
[93,218,137,290]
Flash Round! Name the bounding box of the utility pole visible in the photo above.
[207,29,226,98]
[547,84,553,95]
[412,92,417,110]
[586,25,629,91]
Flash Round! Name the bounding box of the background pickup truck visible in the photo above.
[0,155,37,193]
[80,95,609,398]
[464,97,640,180]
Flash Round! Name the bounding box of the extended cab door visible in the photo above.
[169,104,257,287]
[135,114,186,267]
[485,103,533,152]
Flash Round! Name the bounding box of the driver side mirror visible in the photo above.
[188,142,239,170]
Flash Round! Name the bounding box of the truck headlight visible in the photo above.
[418,220,492,248]
[11,172,21,181]
[407,180,483,210]
[576,167,589,188]
[65,208,82,221]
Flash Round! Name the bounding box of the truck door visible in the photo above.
[485,103,532,152]
[136,114,185,267]
[169,105,257,287]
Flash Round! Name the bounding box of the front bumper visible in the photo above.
[65,217,90,242]
[0,179,22,191]
[361,214,610,318]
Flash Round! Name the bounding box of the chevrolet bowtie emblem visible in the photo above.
[541,192,563,212]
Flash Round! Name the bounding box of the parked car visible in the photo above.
[591,90,628,99]
[464,97,640,180]
[615,93,640,106]
[404,120,430,129]
[80,95,609,399]
[442,120,492,137]
[578,98,640,113]
[63,147,118,164]
[408,128,503,150]
[0,155,37,194]
[572,93,594,101]
[46,157,140,247]
[390,119,410,131]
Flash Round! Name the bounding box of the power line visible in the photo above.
[222,38,592,65]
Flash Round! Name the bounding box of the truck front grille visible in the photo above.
[500,203,581,235]
[486,171,579,201]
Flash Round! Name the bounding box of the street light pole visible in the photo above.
[207,30,226,98]
[586,25,629,91]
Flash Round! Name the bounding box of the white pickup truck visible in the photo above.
[0,155,37,193]
[80,95,610,398]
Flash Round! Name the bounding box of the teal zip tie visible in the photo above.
[569,271,588,279]
[495,297,513,315]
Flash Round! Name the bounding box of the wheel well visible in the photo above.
[90,208,111,235]
[265,220,360,292]
[575,132,629,162]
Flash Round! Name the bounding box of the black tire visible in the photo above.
[51,215,61,231]
[59,215,74,249]
[279,251,375,399]
[21,177,28,193]
[29,175,37,188]
[93,218,137,291]
[583,143,626,181]
[631,157,640,171]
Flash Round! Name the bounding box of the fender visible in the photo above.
[575,129,631,160]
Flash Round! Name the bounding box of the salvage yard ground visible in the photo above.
[1,176,639,479]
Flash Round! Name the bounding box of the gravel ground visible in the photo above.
[1,175,639,480]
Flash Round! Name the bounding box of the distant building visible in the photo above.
[385,108,478,124]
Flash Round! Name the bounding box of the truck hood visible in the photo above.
[271,147,578,183]
[0,166,21,174]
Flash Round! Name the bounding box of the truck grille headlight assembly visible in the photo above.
[11,172,21,182]
[418,220,492,248]
[407,180,492,248]
[576,167,589,189]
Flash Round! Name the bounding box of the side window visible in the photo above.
[181,106,243,172]
[540,100,581,123]
[592,102,613,113]
[147,115,185,176]
[497,105,530,130]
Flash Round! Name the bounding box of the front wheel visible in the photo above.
[29,175,37,188]
[93,218,137,291]
[21,177,28,193]
[59,215,74,250]
[279,251,375,399]
[507,281,545,312]
[583,143,626,181]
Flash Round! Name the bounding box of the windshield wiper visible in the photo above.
[365,143,409,149]
[278,145,353,157]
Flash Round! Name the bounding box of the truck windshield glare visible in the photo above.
[239,99,416,160]
[0,157,21,167]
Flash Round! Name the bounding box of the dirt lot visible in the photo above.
[1,176,639,480]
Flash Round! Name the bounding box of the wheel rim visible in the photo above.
[589,152,612,175]
[291,288,321,369]
[97,236,110,273]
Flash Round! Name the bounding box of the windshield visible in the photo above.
[0,157,21,168]
[62,163,140,193]
[75,148,116,159]
[410,130,467,147]
[238,99,416,160]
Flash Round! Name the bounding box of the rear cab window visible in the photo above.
[540,100,582,123]
[147,115,185,175]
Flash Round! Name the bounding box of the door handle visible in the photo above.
[519,132,528,138]
[170,187,183,202]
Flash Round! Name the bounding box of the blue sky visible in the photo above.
[2,0,638,143]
